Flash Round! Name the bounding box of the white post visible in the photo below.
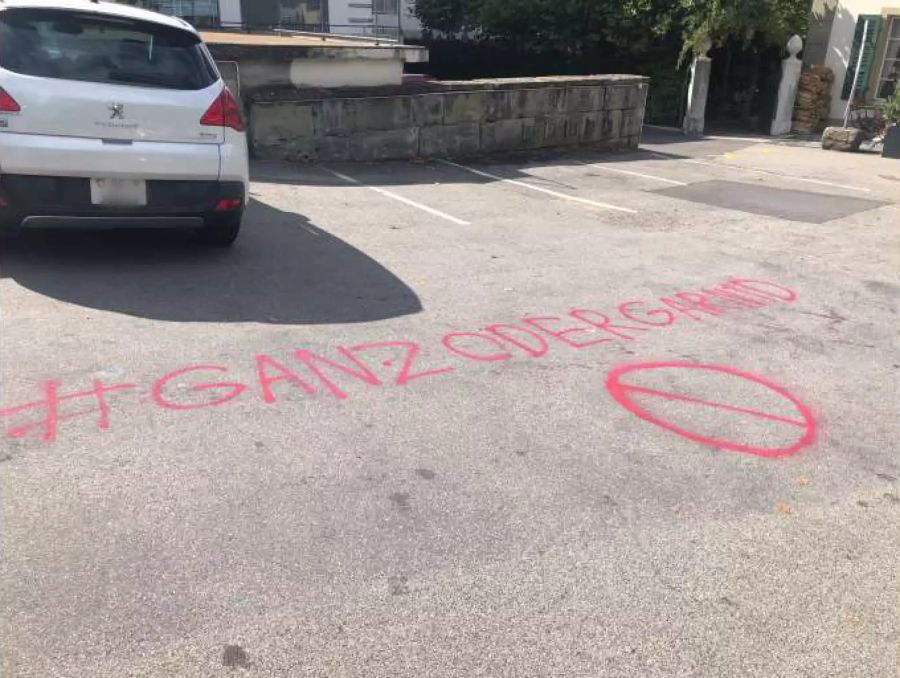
[843,18,869,128]
[771,35,804,136]
[683,38,712,137]
[683,56,712,136]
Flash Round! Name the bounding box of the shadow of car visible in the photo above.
[0,198,422,325]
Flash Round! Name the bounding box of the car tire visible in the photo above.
[197,212,242,246]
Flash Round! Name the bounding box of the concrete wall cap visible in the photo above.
[250,75,650,103]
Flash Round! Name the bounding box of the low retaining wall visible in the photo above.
[248,75,649,162]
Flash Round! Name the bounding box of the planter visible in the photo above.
[884,125,900,159]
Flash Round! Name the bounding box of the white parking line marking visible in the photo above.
[300,224,320,237]
[439,160,638,214]
[321,166,471,226]
[647,152,872,193]
[643,124,772,143]
[576,160,687,186]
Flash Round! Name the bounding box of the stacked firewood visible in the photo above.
[792,65,834,134]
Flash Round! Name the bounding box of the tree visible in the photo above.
[413,0,482,34]
[680,0,810,57]
[415,0,685,54]
[415,0,808,56]
[680,0,811,124]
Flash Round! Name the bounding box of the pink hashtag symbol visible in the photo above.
[0,380,136,443]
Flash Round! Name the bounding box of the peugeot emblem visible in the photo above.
[109,103,125,120]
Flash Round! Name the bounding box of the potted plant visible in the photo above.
[882,90,900,159]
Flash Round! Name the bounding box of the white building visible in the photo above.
[806,0,900,120]
[131,0,422,39]
[373,0,423,40]
[125,0,238,27]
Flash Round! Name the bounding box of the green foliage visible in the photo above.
[415,0,686,53]
[413,0,481,34]
[882,90,900,125]
[414,0,811,59]
[679,0,810,60]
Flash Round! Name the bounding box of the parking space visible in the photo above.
[1,130,899,678]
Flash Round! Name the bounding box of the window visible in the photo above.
[278,1,325,29]
[374,0,399,14]
[132,1,220,29]
[876,17,900,99]
[0,8,218,90]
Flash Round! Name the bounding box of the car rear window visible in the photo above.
[0,8,218,90]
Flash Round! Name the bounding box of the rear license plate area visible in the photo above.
[90,178,147,207]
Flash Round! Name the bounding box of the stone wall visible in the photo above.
[248,75,649,162]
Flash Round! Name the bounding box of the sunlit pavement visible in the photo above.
[1,129,898,677]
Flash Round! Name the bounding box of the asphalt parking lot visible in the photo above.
[1,128,898,677]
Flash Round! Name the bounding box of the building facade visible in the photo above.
[806,0,900,120]
[129,0,421,38]
[124,0,236,27]
[373,0,423,40]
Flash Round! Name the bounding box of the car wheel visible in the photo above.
[197,212,242,246]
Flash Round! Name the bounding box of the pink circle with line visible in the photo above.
[605,362,816,458]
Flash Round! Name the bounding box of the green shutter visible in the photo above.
[841,15,884,100]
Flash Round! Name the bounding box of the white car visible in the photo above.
[0,0,249,245]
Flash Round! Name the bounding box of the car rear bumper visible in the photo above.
[0,175,244,230]
[0,132,222,180]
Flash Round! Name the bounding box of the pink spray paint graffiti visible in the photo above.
[1,277,804,447]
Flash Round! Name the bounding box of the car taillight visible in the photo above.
[0,87,21,113]
[214,198,243,211]
[200,87,245,133]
